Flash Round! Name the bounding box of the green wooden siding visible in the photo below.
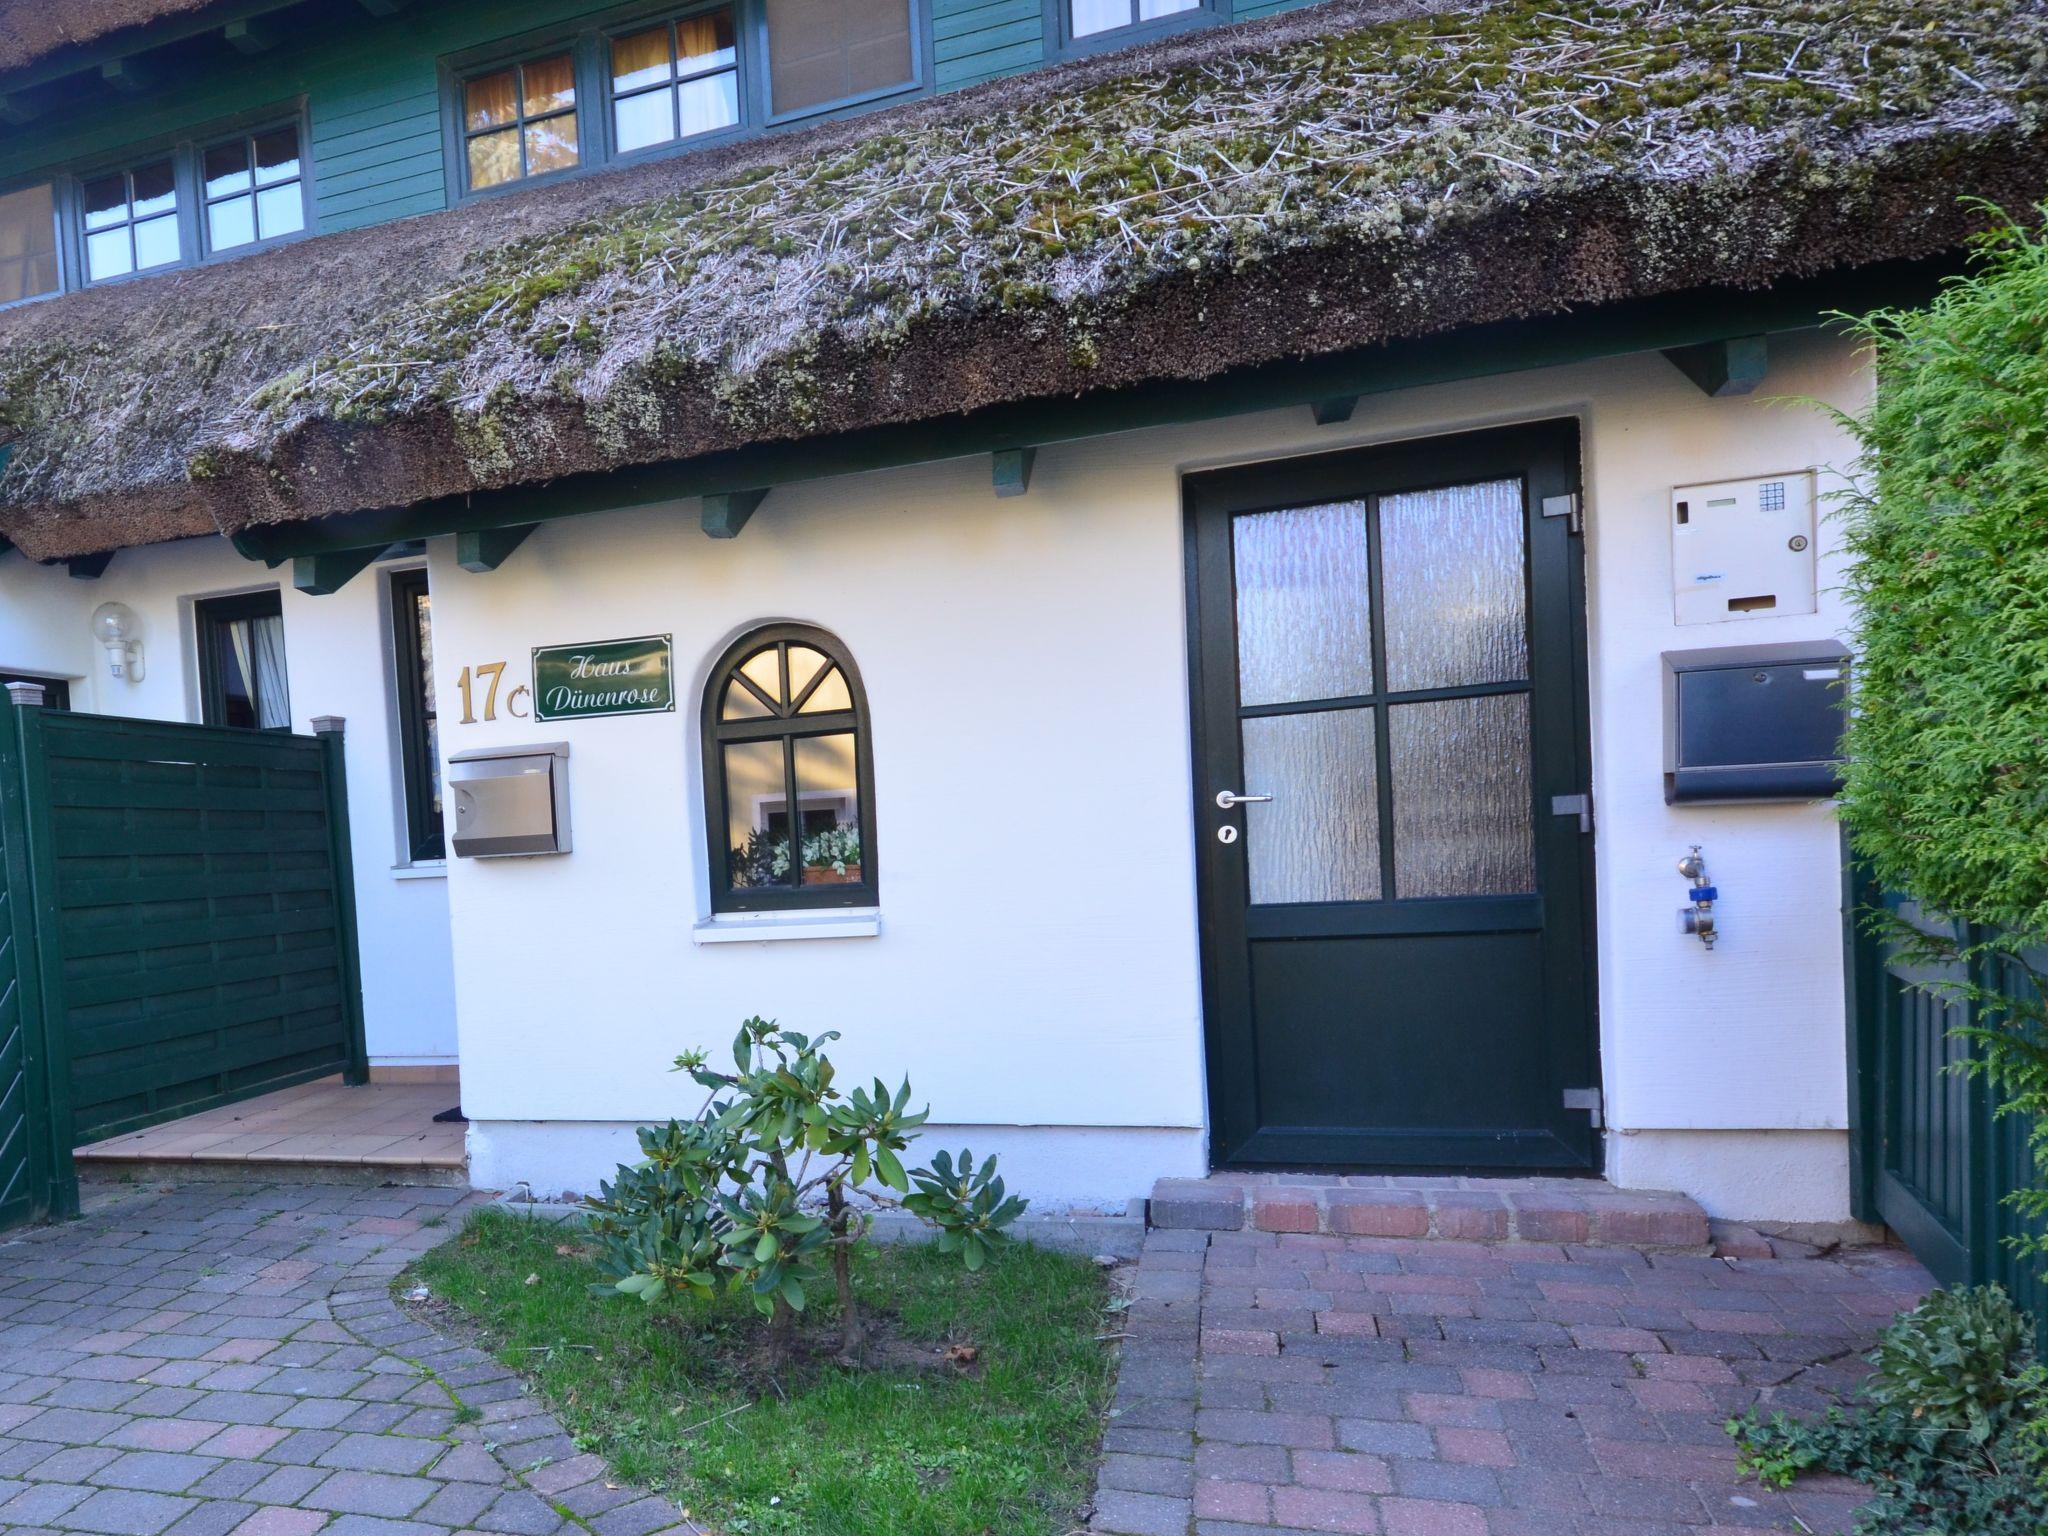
[933,0,1044,88]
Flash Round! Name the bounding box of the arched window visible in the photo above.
[702,623,876,912]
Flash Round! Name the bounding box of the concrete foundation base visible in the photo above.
[467,1119,1206,1211]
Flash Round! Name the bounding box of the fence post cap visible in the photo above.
[310,715,346,737]
[4,680,46,708]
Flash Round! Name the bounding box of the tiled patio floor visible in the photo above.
[75,1079,465,1175]
[1089,1225,1934,1534]
[0,1179,700,1536]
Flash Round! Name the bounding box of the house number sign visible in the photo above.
[530,634,675,722]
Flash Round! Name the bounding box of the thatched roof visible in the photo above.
[0,0,227,78]
[1,0,2044,560]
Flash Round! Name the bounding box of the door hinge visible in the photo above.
[1541,492,1582,535]
[1562,1087,1604,1129]
[1550,792,1592,834]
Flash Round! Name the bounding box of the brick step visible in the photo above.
[1149,1174,1711,1252]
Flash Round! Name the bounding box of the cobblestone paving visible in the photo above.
[0,1181,702,1536]
[1090,1227,1935,1535]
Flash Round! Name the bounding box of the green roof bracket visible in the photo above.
[702,489,767,539]
[1311,396,1358,425]
[224,17,280,52]
[42,551,113,579]
[228,530,289,567]
[1662,335,1768,397]
[293,547,381,596]
[99,58,153,94]
[457,523,537,573]
[992,447,1036,498]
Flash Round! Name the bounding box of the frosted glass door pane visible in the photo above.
[1389,693,1534,897]
[1232,502,1374,707]
[1241,710,1380,905]
[1380,479,1528,692]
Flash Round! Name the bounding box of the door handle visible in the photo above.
[1216,790,1274,809]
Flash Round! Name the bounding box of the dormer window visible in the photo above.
[1068,0,1204,42]
[611,12,741,153]
[81,159,180,282]
[462,53,581,190]
[445,0,923,200]
[0,183,59,305]
[202,126,307,251]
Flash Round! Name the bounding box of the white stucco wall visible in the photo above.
[433,331,1870,1217]
[0,541,459,1066]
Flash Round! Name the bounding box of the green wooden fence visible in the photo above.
[0,693,368,1226]
[1849,876,2048,1334]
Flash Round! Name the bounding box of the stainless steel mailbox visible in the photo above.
[1661,641,1848,804]
[448,742,571,857]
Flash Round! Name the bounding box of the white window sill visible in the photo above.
[692,909,881,945]
[391,861,448,881]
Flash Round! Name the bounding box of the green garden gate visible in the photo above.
[1849,874,2048,1334]
[0,690,367,1224]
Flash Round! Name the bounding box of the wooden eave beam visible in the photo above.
[229,256,1949,567]
[0,0,313,96]
[292,547,381,595]
[1662,334,1769,397]
[357,0,410,14]
[991,447,1035,498]
[224,17,281,53]
[456,523,537,572]
[99,58,153,93]
[702,489,767,538]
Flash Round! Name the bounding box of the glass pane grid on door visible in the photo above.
[1230,478,1535,906]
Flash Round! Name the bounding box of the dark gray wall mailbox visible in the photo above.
[1661,641,1849,804]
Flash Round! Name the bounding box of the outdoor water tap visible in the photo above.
[1678,846,1717,949]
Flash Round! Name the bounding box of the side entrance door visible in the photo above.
[1187,419,1599,1171]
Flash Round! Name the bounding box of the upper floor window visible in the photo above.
[82,159,180,282]
[0,184,59,305]
[1069,0,1202,40]
[612,13,740,152]
[203,126,306,251]
[450,0,919,196]
[764,0,913,116]
[71,116,314,288]
[196,591,291,730]
[463,53,582,189]
[702,624,876,912]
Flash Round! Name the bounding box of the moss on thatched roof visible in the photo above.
[1,0,2044,559]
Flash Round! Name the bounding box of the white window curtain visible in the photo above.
[249,614,291,729]
[228,613,292,730]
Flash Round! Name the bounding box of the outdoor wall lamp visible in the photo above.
[90,601,144,682]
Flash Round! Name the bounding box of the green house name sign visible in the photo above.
[531,634,674,721]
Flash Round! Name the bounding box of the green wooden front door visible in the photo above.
[1187,419,1600,1171]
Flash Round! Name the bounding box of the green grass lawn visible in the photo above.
[410,1209,1117,1536]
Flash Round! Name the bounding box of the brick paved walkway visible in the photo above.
[1091,1226,1934,1535]
[0,1181,699,1536]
